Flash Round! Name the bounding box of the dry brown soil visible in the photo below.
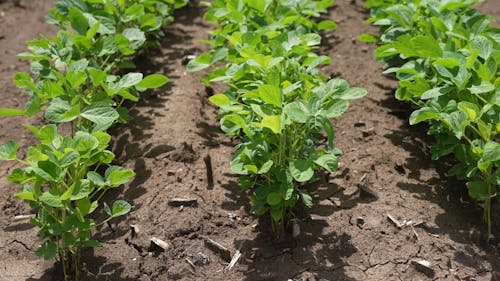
[0,0,499,280]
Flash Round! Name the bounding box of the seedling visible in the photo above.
[0,125,135,280]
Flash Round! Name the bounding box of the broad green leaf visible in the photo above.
[116,73,143,89]
[66,71,88,89]
[243,0,267,12]
[300,191,313,208]
[469,81,495,94]
[457,101,479,121]
[256,115,281,134]
[483,142,500,162]
[45,98,80,123]
[258,84,282,108]
[317,20,337,31]
[105,166,135,186]
[87,171,106,187]
[467,181,490,201]
[413,35,442,58]
[209,94,231,106]
[421,87,447,99]
[14,191,35,201]
[0,141,19,160]
[110,200,131,217]
[314,154,338,173]
[357,33,378,43]
[36,241,57,260]
[81,103,119,131]
[69,7,89,35]
[266,192,282,206]
[39,188,63,208]
[325,99,349,118]
[409,107,440,125]
[284,101,309,123]
[338,87,367,100]
[0,108,25,116]
[289,160,314,182]
[122,28,146,49]
[136,74,169,90]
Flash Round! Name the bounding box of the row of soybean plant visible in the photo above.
[188,0,367,238]
[360,0,499,238]
[0,0,187,279]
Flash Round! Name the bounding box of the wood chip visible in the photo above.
[203,236,231,262]
[13,214,35,221]
[387,213,404,228]
[150,237,169,250]
[185,257,196,270]
[411,259,435,277]
[224,250,241,272]
[168,197,197,207]
[203,154,214,189]
[130,224,140,239]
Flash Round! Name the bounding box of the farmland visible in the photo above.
[0,0,499,280]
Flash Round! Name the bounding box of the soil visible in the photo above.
[0,0,499,281]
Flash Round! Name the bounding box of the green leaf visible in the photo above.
[136,74,169,90]
[81,103,119,132]
[469,81,495,94]
[284,101,309,123]
[467,181,490,201]
[116,72,143,89]
[14,191,35,201]
[357,33,378,43]
[45,98,80,123]
[0,141,19,160]
[421,87,448,100]
[87,171,106,187]
[338,87,367,100]
[317,20,337,30]
[209,94,231,106]
[289,160,314,182]
[409,107,440,125]
[266,192,282,206]
[39,188,63,208]
[106,166,135,186]
[110,200,131,217]
[483,142,500,162]
[256,115,281,134]
[413,35,442,58]
[300,191,313,208]
[186,58,210,72]
[314,154,338,173]
[69,7,89,35]
[59,151,79,167]
[66,71,88,89]
[122,28,146,49]
[325,99,349,118]
[258,84,282,108]
[36,241,57,260]
[0,108,25,116]
[243,0,267,12]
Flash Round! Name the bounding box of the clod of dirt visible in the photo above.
[356,217,365,229]
[169,142,198,163]
[194,252,210,265]
[411,259,435,277]
[358,183,379,200]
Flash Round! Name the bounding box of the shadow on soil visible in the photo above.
[25,248,134,281]
[217,169,367,280]
[377,87,500,271]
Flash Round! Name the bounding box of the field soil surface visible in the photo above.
[0,0,499,280]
